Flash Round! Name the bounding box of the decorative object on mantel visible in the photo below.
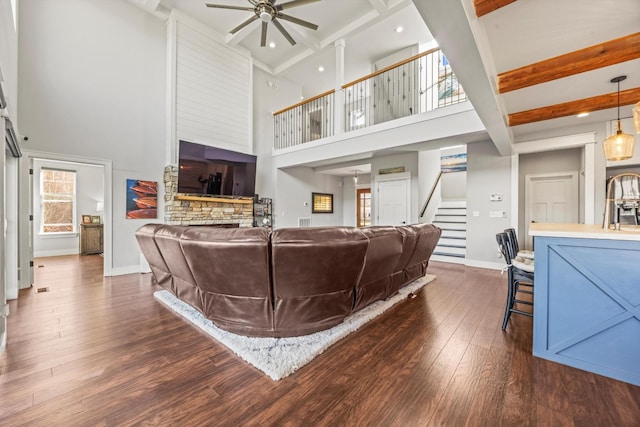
[603,76,636,162]
[154,274,435,381]
[205,0,320,47]
[312,192,333,213]
[126,179,158,219]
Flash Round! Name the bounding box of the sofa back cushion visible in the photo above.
[354,226,404,311]
[153,225,202,311]
[271,227,369,336]
[180,226,273,334]
[403,224,442,284]
[136,224,171,287]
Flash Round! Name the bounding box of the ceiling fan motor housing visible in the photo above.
[257,3,275,22]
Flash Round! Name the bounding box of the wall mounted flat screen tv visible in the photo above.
[178,140,257,198]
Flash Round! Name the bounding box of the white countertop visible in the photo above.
[529,223,640,242]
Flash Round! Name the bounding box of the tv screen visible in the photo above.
[178,140,257,197]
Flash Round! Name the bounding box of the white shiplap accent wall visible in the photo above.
[175,18,252,155]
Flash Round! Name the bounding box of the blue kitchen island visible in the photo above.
[529,223,640,386]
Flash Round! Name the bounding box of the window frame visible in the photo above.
[40,167,77,235]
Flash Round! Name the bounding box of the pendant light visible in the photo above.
[603,75,636,161]
[633,100,640,134]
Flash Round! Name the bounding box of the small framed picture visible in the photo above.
[91,216,101,224]
[82,215,92,224]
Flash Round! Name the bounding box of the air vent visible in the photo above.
[298,217,311,228]
[36,287,49,293]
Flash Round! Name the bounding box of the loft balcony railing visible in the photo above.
[273,48,467,150]
[273,89,335,150]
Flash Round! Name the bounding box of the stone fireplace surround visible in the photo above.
[163,165,253,227]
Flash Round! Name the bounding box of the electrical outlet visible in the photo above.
[490,193,503,201]
[489,210,507,218]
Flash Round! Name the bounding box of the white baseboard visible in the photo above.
[465,259,505,270]
[108,265,147,276]
[34,249,79,257]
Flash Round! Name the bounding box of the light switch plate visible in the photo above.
[489,210,507,218]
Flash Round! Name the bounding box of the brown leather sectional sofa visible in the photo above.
[136,223,441,337]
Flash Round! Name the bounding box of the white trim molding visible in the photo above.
[513,132,596,155]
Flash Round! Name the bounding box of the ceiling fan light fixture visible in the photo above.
[259,10,272,22]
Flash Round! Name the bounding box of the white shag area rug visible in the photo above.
[154,274,435,381]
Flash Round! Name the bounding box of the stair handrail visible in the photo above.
[420,171,442,218]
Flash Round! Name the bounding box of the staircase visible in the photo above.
[431,200,466,264]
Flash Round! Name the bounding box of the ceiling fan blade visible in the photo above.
[275,0,321,12]
[276,13,318,30]
[260,21,268,47]
[272,18,296,46]
[205,4,254,11]
[230,15,259,34]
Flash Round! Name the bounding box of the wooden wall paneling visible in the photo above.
[175,20,252,153]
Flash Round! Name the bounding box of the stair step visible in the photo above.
[435,245,466,255]
[436,208,467,216]
[434,216,466,223]
[440,229,466,238]
[434,221,466,230]
[439,200,467,209]
[437,242,466,249]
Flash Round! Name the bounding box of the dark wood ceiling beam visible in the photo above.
[508,87,640,127]
[498,33,640,94]
[474,0,517,18]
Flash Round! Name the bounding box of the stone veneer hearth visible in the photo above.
[163,165,253,227]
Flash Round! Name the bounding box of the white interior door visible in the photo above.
[525,171,579,248]
[376,175,410,225]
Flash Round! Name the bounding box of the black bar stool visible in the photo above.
[496,232,534,330]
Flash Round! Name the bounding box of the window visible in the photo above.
[41,168,76,233]
[312,192,333,214]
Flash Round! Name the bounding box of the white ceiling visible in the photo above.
[133,0,640,172]
[157,0,434,97]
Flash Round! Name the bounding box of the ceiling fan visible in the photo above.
[205,0,320,47]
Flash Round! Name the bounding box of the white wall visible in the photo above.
[466,141,512,268]
[440,145,467,200]
[0,0,18,123]
[252,68,302,200]
[275,167,344,228]
[18,0,166,273]
[418,149,441,223]
[33,159,104,257]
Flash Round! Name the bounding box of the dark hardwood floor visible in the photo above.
[1,255,639,426]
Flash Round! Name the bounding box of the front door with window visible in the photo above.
[357,188,371,227]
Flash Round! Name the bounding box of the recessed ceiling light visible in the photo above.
[577,112,589,118]
[318,66,324,72]
[395,26,403,33]
[268,41,276,48]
